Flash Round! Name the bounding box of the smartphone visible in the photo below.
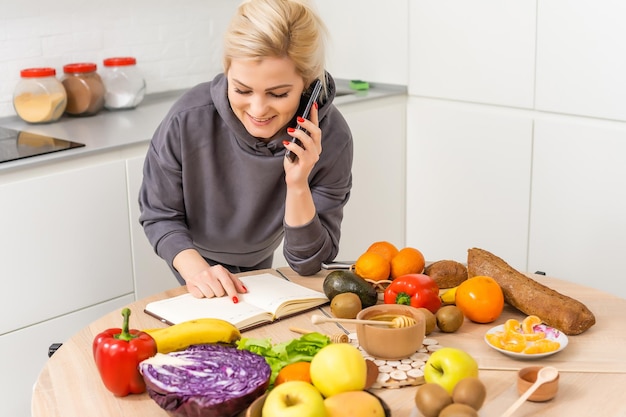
[321,261,355,270]
[285,79,323,162]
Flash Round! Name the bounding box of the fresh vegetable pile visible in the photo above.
[236,332,330,387]
[139,344,270,417]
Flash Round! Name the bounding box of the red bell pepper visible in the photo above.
[384,273,442,313]
[92,308,157,397]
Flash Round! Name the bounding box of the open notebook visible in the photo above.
[144,272,329,331]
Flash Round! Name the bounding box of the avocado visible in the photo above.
[323,270,378,308]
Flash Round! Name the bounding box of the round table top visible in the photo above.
[32,268,626,417]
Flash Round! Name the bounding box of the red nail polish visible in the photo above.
[242,285,248,292]
[297,116,305,123]
[232,296,239,304]
[287,127,295,133]
[314,102,318,109]
[282,140,291,146]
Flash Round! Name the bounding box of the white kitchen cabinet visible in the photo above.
[405,97,533,269]
[0,155,137,417]
[528,117,626,298]
[409,0,536,109]
[0,158,134,335]
[0,294,133,417]
[535,0,626,121]
[336,95,407,260]
[126,154,180,298]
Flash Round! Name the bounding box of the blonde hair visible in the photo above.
[223,0,328,93]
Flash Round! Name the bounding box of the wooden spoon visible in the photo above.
[501,366,559,417]
[288,326,349,343]
[311,314,416,328]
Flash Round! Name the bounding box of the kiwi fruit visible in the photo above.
[438,403,479,417]
[330,292,362,318]
[452,377,486,411]
[436,305,464,333]
[418,307,437,335]
[414,382,453,417]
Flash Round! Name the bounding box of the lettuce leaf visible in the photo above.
[236,332,331,386]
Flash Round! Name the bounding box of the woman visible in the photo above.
[139,0,353,301]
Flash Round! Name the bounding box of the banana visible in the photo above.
[144,318,241,354]
[440,286,458,305]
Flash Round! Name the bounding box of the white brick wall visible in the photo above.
[0,0,409,119]
[0,0,239,118]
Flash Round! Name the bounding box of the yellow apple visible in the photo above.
[262,381,326,417]
[324,390,386,417]
[310,343,367,398]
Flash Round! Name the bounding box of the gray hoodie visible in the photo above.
[139,72,353,280]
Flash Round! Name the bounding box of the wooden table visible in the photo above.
[32,268,626,417]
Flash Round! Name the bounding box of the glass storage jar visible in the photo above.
[13,67,67,124]
[101,57,146,110]
[61,62,105,116]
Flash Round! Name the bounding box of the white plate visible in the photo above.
[484,324,568,359]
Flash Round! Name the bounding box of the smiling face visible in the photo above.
[227,56,305,140]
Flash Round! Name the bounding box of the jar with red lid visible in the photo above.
[13,67,67,124]
[61,62,105,116]
[101,57,146,110]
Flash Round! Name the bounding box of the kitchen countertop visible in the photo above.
[0,79,406,173]
[31,268,626,417]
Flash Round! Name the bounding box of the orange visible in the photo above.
[274,361,312,386]
[366,241,399,263]
[455,276,504,323]
[354,252,390,281]
[390,247,425,280]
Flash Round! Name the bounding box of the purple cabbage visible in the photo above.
[139,344,271,417]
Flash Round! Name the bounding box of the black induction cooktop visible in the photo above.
[0,126,85,163]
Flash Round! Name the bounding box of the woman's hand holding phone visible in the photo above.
[284,80,322,163]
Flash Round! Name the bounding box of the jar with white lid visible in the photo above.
[61,62,105,117]
[13,67,67,124]
[100,57,146,110]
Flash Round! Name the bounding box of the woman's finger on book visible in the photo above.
[232,276,248,294]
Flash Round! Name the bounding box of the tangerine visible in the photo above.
[390,247,425,279]
[354,251,391,281]
[366,241,399,263]
[274,361,312,386]
[455,276,504,323]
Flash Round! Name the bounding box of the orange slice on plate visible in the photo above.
[504,319,521,334]
[501,330,527,353]
[523,338,560,354]
[522,315,542,334]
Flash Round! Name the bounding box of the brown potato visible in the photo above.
[424,260,468,289]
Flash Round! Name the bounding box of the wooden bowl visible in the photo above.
[356,304,426,360]
[517,366,560,402]
[244,393,267,417]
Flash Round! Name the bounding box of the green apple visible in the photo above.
[262,381,327,417]
[310,343,367,398]
[423,347,478,394]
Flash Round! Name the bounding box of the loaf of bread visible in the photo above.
[467,247,596,335]
[424,260,467,289]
